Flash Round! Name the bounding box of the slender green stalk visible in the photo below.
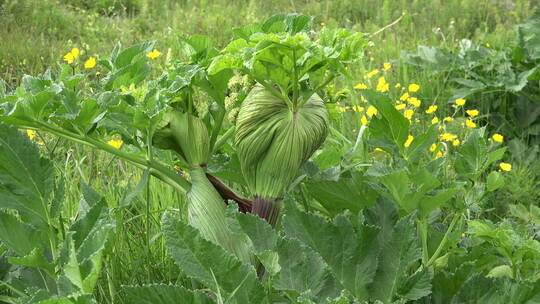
[212,126,235,154]
[426,213,460,266]
[418,219,429,265]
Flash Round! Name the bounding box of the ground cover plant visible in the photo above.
[1,2,540,304]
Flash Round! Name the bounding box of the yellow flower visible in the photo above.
[383,62,391,71]
[465,119,476,128]
[499,162,512,172]
[337,106,347,113]
[395,104,406,110]
[375,147,384,152]
[466,109,479,117]
[71,48,79,58]
[435,150,444,159]
[408,83,420,92]
[399,92,409,101]
[404,135,414,148]
[429,143,437,152]
[492,133,504,143]
[440,133,458,141]
[443,116,453,122]
[452,139,460,146]
[352,105,365,112]
[404,109,414,119]
[395,83,401,88]
[431,117,439,124]
[360,95,367,103]
[27,130,37,140]
[376,77,389,92]
[107,139,123,149]
[146,49,162,59]
[63,52,75,64]
[485,43,491,48]
[361,115,368,126]
[425,105,438,114]
[367,106,378,117]
[408,97,421,107]
[354,83,368,89]
[455,98,466,106]
[366,69,380,78]
[84,57,96,69]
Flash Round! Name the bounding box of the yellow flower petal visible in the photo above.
[395,104,406,110]
[84,57,96,69]
[376,76,389,92]
[361,115,368,126]
[146,49,162,59]
[455,98,466,106]
[27,130,36,140]
[399,92,409,101]
[425,105,438,114]
[404,109,414,119]
[466,109,479,117]
[429,143,437,152]
[408,83,420,92]
[408,97,421,108]
[465,119,476,128]
[383,62,391,71]
[107,139,123,149]
[443,116,453,122]
[354,83,368,89]
[71,48,79,58]
[367,106,378,117]
[499,162,512,172]
[431,117,439,124]
[404,135,414,148]
[492,133,504,143]
[452,139,460,146]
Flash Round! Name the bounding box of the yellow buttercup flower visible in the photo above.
[107,139,123,149]
[425,105,438,114]
[435,150,444,159]
[408,97,421,108]
[367,105,378,117]
[444,116,453,122]
[440,133,458,141]
[466,109,479,117]
[27,130,37,140]
[499,162,512,172]
[337,106,347,113]
[395,83,401,88]
[431,117,439,124]
[452,139,460,146]
[404,109,414,119]
[395,104,406,110]
[361,115,368,126]
[366,69,380,78]
[84,57,96,69]
[375,147,384,152]
[465,119,476,128]
[71,48,79,58]
[63,52,75,64]
[352,105,364,112]
[354,83,368,89]
[399,92,409,101]
[455,98,466,106]
[429,143,437,152]
[492,133,504,143]
[360,95,367,103]
[383,62,391,71]
[408,83,420,92]
[376,77,389,92]
[146,49,162,59]
[404,135,414,148]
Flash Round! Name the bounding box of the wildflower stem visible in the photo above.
[426,213,461,266]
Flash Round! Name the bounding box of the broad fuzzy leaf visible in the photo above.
[0,123,54,227]
[162,211,266,304]
[283,203,379,301]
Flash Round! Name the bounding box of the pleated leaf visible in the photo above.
[235,85,328,198]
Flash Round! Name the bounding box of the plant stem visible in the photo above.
[426,213,460,266]
[251,196,281,227]
[212,126,235,154]
[418,219,429,265]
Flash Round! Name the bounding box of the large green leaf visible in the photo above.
[162,212,266,304]
[370,213,427,303]
[0,211,42,256]
[122,284,215,304]
[0,123,54,227]
[274,237,341,302]
[283,203,379,301]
